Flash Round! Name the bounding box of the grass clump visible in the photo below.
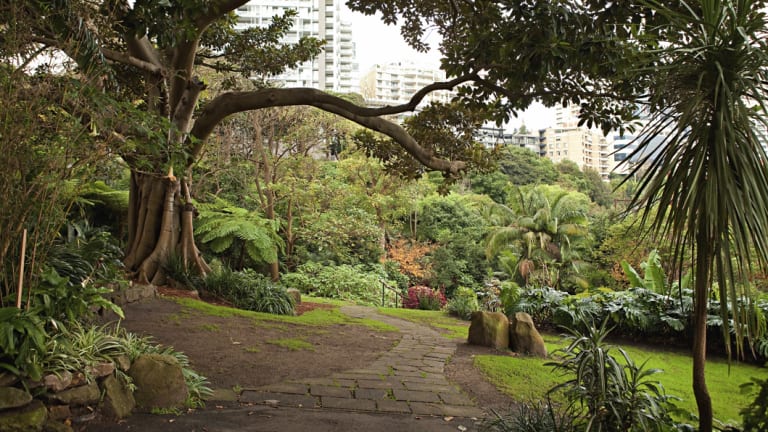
[267,338,315,351]
[199,323,220,332]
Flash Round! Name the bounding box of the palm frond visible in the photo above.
[629,0,768,360]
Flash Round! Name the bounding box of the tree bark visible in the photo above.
[693,228,713,432]
[124,171,210,285]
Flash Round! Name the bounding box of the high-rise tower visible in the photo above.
[235,0,358,92]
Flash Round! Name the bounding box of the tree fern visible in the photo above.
[195,198,283,268]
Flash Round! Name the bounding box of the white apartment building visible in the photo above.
[541,105,612,178]
[476,127,541,153]
[235,0,358,92]
[359,62,455,109]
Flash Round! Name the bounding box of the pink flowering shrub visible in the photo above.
[403,285,447,310]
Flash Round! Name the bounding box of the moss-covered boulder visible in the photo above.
[0,399,47,432]
[286,288,301,305]
[128,354,188,410]
[42,372,72,393]
[48,382,100,406]
[468,311,510,350]
[0,387,32,411]
[43,419,73,432]
[509,312,547,358]
[99,375,135,419]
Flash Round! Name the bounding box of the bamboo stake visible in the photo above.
[16,229,27,309]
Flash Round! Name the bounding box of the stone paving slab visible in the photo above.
[321,396,377,411]
[239,391,318,408]
[376,399,412,413]
[398,375,449,384]
[392,369,426,377]
[356,379,404,389]
[409,402,448,416]
[255,383,308,395]
[392,389,442,403]
[354,388,390,400]
[434,405,486,418]
[310,385,353,398]
[410,402,486,418]
[402,382,455,393]
[438,392,475,406]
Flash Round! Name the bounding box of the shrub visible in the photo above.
[163,252,201,290]
[403,286,446,310]
[547,321,680,432]
[200,267,294,315]
[241,270,295,316]
[517,287,569,325]
[46,222,125,286]
[39,322,135,383]
[381,260,410,291]
[481,398,578,432]
[499,281,521,315]
[447,286,479,320]
[0,308,47,380]
[281,263,381,304]
[32,266,124,327]
[741,377,768,431]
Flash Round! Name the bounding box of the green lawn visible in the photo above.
[173,297,398,332]
[475,333,768,426]
[377,307,469,339]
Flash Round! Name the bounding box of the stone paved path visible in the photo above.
[236,305,485,419]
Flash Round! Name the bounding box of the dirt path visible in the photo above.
[85,297,517,432]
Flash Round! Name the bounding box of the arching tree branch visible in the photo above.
[190,88,467,174]
[101,47,164,75]
[371,74,478,115]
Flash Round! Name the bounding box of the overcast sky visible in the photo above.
[343,7,555,132]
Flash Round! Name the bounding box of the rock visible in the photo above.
[85,363,114,379]
[123,284,156,304]
[467,311,510,350]
[42,419,73,432]
[46,405,70,421]
[509,312,548,358]
[0,387,32,410]
[0,399,47,432]
[49,382,100,406]
[99,375,135,419]
[0,374,18,388]
[67,373,86,389]
[114,356,131,372]
[286,288,302,305]
[43,372,72,393]
[128,354,188,410]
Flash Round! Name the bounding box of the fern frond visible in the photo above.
[207,236,233,254]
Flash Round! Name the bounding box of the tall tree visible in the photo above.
[625,1,768,430]
[5,1,479,284]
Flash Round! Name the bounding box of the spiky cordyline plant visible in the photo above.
[625,0,768,430]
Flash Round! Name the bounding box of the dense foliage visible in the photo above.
[548,323,680,432]
[200,266,295,315]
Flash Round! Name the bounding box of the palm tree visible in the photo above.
[626,1,768,430]
[486,185,589,290]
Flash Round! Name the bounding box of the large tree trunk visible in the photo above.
[124,171,210,285]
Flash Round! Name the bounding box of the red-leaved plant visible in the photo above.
[403,285,447,310]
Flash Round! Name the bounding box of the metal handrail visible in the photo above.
[380,279,405,308]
